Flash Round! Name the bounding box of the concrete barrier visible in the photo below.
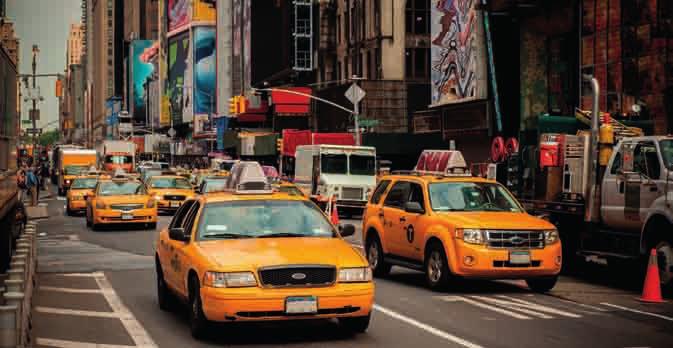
[0,306,17,347]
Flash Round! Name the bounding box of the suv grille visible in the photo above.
[485,230,545,249]
[164,195,186,201]
[258,266,336,287]
[110,203,144,211]
[341,187,363,200]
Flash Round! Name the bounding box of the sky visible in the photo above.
[7,0,82,131]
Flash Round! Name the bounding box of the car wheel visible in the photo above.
[66,202,73,216]
[339,313,371,333]
[526,276,559,293]
[366,235,391,277]
[425,242,452,291]
[654,240,673,292]
[147,222,157,230]
[156,260,175,311]
[189,276,210,339]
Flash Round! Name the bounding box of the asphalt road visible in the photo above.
[30,190,673,348]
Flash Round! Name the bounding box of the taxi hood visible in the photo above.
[98,195,149,204]
[435,212,554,230]
[197,237,366,270]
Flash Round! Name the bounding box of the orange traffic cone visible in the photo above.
[639,248,665,303]
[331,196,340,226]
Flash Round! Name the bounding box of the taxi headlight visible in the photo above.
[338,267,372,283]
[65,180,71,185]
[203,271,257,288]
[147,199,156,208]
[456,229,484,245]
[544,229,560,245]
[153,195,162,201]
[95,201,106,209]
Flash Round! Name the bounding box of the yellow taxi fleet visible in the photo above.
[66,175,105,215]
[155,162,373,339]
[145,175,195,211]
[86,178,158,230]
[362,150,562,292]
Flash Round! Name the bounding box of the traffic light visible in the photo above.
[277,137,283,153]
[238,96,247,114]
[228,96,240,115]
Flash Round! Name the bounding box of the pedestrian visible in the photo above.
[25,166,39,206]
[17,165,27,202]
[40,160,50,192]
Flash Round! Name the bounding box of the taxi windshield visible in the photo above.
[428,182,522,212]
[64,165,89,176]
[71,178,98,189]
[150,177,191,189]
[98,182,146,196]
[203,179,227,193]
[197,200,336,240]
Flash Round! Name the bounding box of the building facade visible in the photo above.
[0,20,19,67]
[66,23,84,67]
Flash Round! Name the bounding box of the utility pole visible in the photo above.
[31,45,39,150]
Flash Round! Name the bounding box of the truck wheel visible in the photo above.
[526,276,559,293]
[425,242,452,291]
[366,234,391,277]
[655,241,673,291]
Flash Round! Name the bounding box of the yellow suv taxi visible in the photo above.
[155,162,373,339]
[146,175,195,212]
[66,175,102,216]
[86,178,158,230]
[363,151,561,293]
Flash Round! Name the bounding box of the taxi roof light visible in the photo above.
[395,149,472,177]
[226,161,273,194]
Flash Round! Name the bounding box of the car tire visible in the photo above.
[66,202,73,216]
[526,276,559,293]
[147,222,157,230]
[339,313,371,333]
[156,260,176,311]
[366,234,391,277]
[189,276,210,340]
[424,242,452,291]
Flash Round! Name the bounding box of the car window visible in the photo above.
[384,181,411,209]
[370,180,391,204]
[182,202,201,239]
[408,182,425,208]
[633,142,661,179]
[610,150,622,174]
[170,200,195,229]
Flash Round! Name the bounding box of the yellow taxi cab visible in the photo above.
[146,175,195,212]
[86,177,158,230]
[362,150,561,292]
[155,162,373,339]
[66,174,107,216]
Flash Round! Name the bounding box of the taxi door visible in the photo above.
[381,181,412,256]
[398,181,428,261]
[171,201,201,296]
[161,200,195,292]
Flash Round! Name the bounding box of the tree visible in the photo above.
[37,130,60,147]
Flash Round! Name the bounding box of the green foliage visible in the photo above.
[37,130,60,147]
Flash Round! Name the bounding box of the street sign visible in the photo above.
[167,127,176,138]
[359,119,379,127]
[345,83,366,105]
[29,109,40,121]
[25,128,42,135]
[21,119,32,125]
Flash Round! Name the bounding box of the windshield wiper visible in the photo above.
[201,233,248,239]
[257,233,306,238]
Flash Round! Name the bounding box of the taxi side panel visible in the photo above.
[362,179,395,254]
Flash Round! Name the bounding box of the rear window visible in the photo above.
[370,180,391,204]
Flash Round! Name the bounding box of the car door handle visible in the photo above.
[399,217,406,223]
[378,212,384,218]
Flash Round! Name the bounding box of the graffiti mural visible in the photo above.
[430,0,487,106]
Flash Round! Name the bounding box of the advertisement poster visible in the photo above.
[167,32,189,125]
[168,0,190,32]
[430,0,487,106]
[232,0,251,96]
[130,40,155,126]
[193,26,216,117]
[192,0,216,23]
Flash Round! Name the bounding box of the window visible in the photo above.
[384,181,411,209]
[428,182,522,212]
[405,0,430,35]
[170,200,196,229]
[661,140,673,170]
[371,180,391,204]
[406,48,429,79]
[350,155,376,175]
[408,183,425,208]
[182,202,201,238]
[633,142,661,179]
[321,154,347,174]
[610,150,622,174]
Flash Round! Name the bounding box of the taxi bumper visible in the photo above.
[93,208,157,224]
[68,199,87,211]
[449,241,562,279]
[157,199,185,210]
[200,283,374,322]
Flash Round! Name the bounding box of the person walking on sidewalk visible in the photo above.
[40,160,50,195]
[25,166,39,206]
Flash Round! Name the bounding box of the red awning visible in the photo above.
[271,87,312,115]
[312,133,355,146]
[281,129,312,156]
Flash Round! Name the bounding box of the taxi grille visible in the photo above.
[485,230,545,249]
[258,266,336,287]
[110,203,144,211]
[341,187,363,200]
[163,195,186,201]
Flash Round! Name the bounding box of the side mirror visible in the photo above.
[339,224,356,238]
[169,227,189,242]
[404,201,425,214]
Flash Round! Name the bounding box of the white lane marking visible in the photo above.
[601,302,673,322]
[56,196,66,201]
[68,234,80,241]
[34,306,118,318]
[39,286,102,294]
[493,295,582,318]
[374,304,484,348]
[440,295,532,320]
[58,273,98,277]
[94,272,158,347]
[555,297,609,312]
[36,337,135,348]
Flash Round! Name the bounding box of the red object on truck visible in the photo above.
[540,142,560,168]
[311,133,355,147]
[281,130,355,157]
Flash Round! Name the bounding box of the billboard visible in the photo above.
[430,0,487,107]
[129,40,155,126]
[167,32,190,125]
[232,0,251,96]
[167,0,190,32]
[193,0,216,22]
[193,26,216,117]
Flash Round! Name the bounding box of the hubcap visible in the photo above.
[656,242,673,285]
[368,242,379,269]
[428,251,442,283]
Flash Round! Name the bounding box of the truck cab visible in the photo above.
[294,145,377,212]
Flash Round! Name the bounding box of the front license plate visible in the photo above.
[170,201,181,207]
[509,251,531,265]
[285,296,318,314]
[121,213,134,220]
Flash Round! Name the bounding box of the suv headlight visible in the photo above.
[338,267,372,283]
[544,229,560,244]
[95,200,106,209]
[203,271,257,288]
[456,229,484,244]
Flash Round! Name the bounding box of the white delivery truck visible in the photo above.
[295,145,377,214]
